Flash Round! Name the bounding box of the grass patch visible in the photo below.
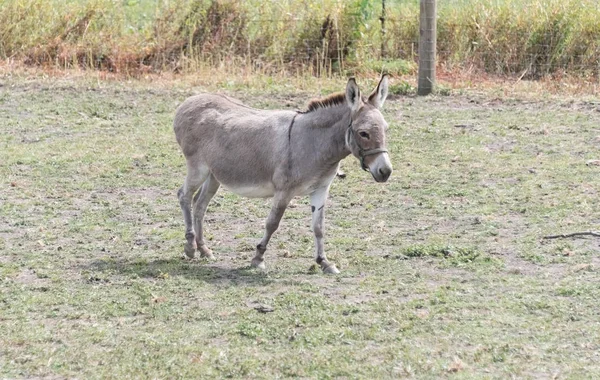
[363,59,416,76]
[388,80,416,96]
[402,244,480,262]
[1,75,600,377]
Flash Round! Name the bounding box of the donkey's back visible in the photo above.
[174,94,296,196]
[174,94,294,158]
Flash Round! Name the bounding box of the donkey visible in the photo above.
[174,75,392,273]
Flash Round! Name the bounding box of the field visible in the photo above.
[1,72,600,378]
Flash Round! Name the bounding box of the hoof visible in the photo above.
[251,257,266,270]
[198,245,215,260]
[322,263,340,274]
[184,243,196,259]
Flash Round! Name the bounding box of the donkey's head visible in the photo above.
[345,75,393,183]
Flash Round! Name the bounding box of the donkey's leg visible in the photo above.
[192,174,220,259]
[251,192,293,270]
[177,163,209,258]
[310,186,340,274]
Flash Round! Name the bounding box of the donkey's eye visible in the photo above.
[359,131,370,139]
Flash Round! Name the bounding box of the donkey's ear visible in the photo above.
[345,78,362,113]
[368,74,389,109]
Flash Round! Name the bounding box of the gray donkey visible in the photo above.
[174,76,392,273]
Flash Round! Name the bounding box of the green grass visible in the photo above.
[1,0,600,77]
[1,74,600,377]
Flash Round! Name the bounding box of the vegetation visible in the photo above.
[1,0,599,77]
[1,74,599,377]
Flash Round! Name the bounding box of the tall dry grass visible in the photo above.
[434,0,600,78]
[0,0,599,78]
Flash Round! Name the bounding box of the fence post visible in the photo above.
[380,0,386,59]
[417,0,436,96]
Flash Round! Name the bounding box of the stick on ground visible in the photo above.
[542,231,600,240]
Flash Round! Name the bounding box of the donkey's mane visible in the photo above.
[303,92,346,113]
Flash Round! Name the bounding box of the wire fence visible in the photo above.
[182,17,600,79]
[2,0,600,78]
[161,2,600,79]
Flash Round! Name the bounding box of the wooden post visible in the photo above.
[418,0,436,96]
[380,0,386,59]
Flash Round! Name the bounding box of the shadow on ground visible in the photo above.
[83,257,276,286]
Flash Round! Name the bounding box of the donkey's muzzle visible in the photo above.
[375,166,392,182]
[369,153,393,183]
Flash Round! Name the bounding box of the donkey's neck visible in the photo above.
[294,103,352,168]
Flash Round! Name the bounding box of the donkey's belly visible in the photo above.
[222,182,275,198]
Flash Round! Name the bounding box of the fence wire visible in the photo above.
[2,0,600,78]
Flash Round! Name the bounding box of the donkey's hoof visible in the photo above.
[322,264,340,274]
[199,245,215,260]
[184,244,196,259]
[251,258,266,270]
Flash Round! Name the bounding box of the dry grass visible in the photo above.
[1,0,600,78]
[2,59,599,100]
